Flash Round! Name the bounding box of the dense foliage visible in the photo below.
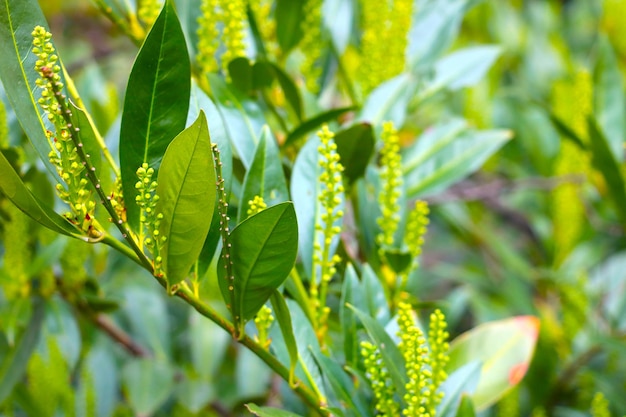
[0,0,625,416]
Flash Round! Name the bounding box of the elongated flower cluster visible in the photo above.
[362,302,449,416]
[1,203,31,299]
[247,195,267,217]
[361,340,400,417]
[300,0,323,93]
[33,26,96,230]
[377,121,404,249]
[135,163,165,274]
[197,0,247,77]
[312,125,344,336]
[590,392,610,417]
[254,304,274,349]
[138,0,163,26]
[404,200,429,268]
[359,0,413,95]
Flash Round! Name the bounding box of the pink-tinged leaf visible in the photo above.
[447,316,539,411]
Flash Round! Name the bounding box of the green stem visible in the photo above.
[92,0,144,46]
[261,90,289,133]
[175,287,328,416]
[287,268,315,324]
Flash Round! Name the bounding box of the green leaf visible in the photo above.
[246,403,305,417]
[311,350,371,417]
[229,57,254,94]
[455,395,477,417]
[156,111,216,288]
[334,123,375,185]
[187,82,233,275]
[362,264,390,324]
[402,119,511,198]
[587,116,626,229]
[438,361,482,417]
[270,290,298,386]
[69,101,102,174]
[418,46,501,101]
[267,62,303,121]
[239,126,289,222]
[358,74,416,128]
[284,106,356,147]
[122,359,175,416]
[348,304,407,399]
[120,0,191,230]
[0,0,60,180]
[0,150,83,238]
[0,299,45,405]
[447,316,540,410]
[594,36,625,162]
[381,248,413,274]
[208,73,265,169]
[275,0,304,54]
[219,202,298,326]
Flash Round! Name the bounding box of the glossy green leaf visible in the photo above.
[156,111,216,288]
[120,0,191,230]
[334,123,375,185]
[187,82,233,275]
[219,202,298,326]
[0,0,62,180]
[69,101,102,174]
[239,126,289,222]
[311,350,371,417]
[285,106,356,147]
[229,57,254,94]
[208,73,265,169]
[275,0,304,53]
[403,119,512,198]
[358,73,417,128]
[418,46,501,101]
[246,403,305,417]
[594,36,625,162]
[122,359,175,416]
[362,264,390,324]
[455,395,477,417]
[438,361,482,417]
[349,304,407,399]
[0,150,83,238]
[268,62,303,121]
[588,117,626,229]
[270,290,298,385]
[381,248,413,274]
[291,136,344,279]
[0,299,45,405]
[447,316,540,410]
[251,61,275,90]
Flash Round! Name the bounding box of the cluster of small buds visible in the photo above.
[221,0,247,73]
[312,125,344,337]
[34,26,96,229]
[377,121,404,249]
[361,341,400,417]
[138,0,163,26]
[247,195,267,217]
[300,0,323,93]
[590,392,610,417]
[254,304,275,349]
[1,203,31,299]
[359,0,412,95]
[110,177,126,223]
[404,200,429,263]
[135,163,165,272]
[397,301,430,417]
[426,309,449,413]
[197,0,221,74]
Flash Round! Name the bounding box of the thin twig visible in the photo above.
[93,314,150,357]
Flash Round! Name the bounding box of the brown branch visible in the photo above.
[92,313,150,358]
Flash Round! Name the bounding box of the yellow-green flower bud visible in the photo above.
[590,392,610,417]
[247,195,267,217]
[377,121,404,249]
[197,0,221,75]
[221,0,247,74]
[254,304,274,349]
[300,0,324,93]
[361,340,400,417]
[138,0,163,26]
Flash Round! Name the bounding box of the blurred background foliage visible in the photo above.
[1,0,626,416]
